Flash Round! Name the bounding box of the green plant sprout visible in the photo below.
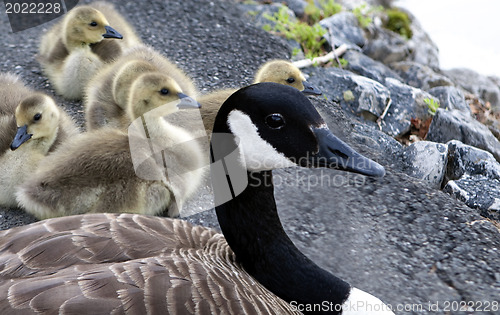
[263,6,327,59]
[304,0,342,24]
[424,98,440,116]
[352,4,383,28]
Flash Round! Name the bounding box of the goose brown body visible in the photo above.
[0,213,298,314]
[85,44,198,131]
[0,74,79,208]
[16,73,205,219]
[39,1,140,100]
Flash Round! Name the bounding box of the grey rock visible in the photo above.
[445,140,500,182]
[427,109,500,161]
[380,78,436,137]
[401,141,448,188]
[391,61,453,91]
[489,75,500,90]
[343,50,403,84]
[337,0,393,10]
[444,175,500,221]
[405,13,440,69]
[310,97,404,171]
[282,0,307,17]
[363,26,410,65]
[304,67,390,120]
[239,3,295,30]
[443,139,500,220]
[444,68,500,111]
[428,86,472,114]
[363,9,439,69]
[320,12,366,49]
[306,67,437,138]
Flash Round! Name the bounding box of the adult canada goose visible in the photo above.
[0,83,392,314]
[182,59,322,135]
[85,44,198,130]
[16,73,204,219]
[0,85,79,208]
[39,1,140,100]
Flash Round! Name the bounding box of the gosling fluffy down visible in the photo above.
[85,44,198,130]
[17,73,205,219]
[0,73,31,154]
[0,77,79,208]
[39,1,141,100]
[178,59,321,136]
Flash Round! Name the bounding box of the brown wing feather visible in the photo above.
[0,214,299,314]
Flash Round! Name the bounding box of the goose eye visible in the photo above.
[160,88,169,95]
[286,77,295,84]
[33,113,42,121]
[265,113,285,129]
[89,21,98,27]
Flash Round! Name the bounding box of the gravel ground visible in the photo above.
[1,1,499,314]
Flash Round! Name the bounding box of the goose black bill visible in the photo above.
[10,125,32,151]
[301,80,322,96]
[103,25,123,39]
[306,127,386,177]
[177,93,201,109]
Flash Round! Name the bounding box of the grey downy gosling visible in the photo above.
[85,44,199,131]
[39,1,140,100]
[0,83,393,314]
[0,73,32,154]
[16,73,204,219]
[182,59,322,136]
[0,78,79,208]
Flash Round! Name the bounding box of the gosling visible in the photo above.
[85,44,198,130]
[39,1,141,100]
[17,73,205,219]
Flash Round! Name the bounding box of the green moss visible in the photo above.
[305,0,342,24]
[343,90,355,101]
[384,8,413,39]
[264,6,327,59]
[352,4,383,28]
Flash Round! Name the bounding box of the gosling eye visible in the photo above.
[286,77,295,84]
[89,21,98,27]
[160,88,169,95]
[33,113,42,121]
[265,113,285,129]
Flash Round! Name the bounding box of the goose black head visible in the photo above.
[212,82,385,177]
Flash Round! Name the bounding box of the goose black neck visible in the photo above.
[215,170,350,314]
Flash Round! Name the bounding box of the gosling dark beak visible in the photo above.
[10,125,32,151]
[306,127,385,177]
[103,25,123,39]
[302,80,322,96]
[177,93,201,109]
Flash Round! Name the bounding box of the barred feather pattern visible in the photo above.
[0,213,299,314]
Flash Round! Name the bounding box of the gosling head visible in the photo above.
[112,60,159,109]
[127,72,200,120]
[11,93,60,150]
[254,60,322,96]
[63,6,122,49]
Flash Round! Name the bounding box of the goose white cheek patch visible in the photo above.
[227,110,296,171]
